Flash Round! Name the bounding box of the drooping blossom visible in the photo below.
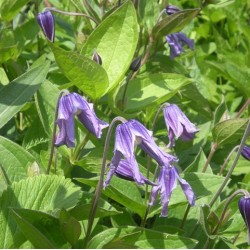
[37,11,55,42]
[130,56,142,72]
[163,104,199,148]
[238,196,250,244]
[104,119,177,187]
[111,157,155,185]
[149,164,195,217]
[165,5,180,15]
[241,145,250,161]
[166,32,194,60]
[55,92,108,147]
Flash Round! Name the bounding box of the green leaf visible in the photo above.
[11,208,68,248]
[138,0,160,31]
[0,175,81,248]
[152,8,201,39]
[80,1,138,92]
[0,61,49,129]
[0,136,37,184]
[69,192,121,220]
[49,43,109,100]
[35,80,59,135]
[212,118,248,147]
[59,209,81,246]
[111,73,193,113]
[213,95,228,126]
[0,0,29,21]
[75,177,147,218]
[88,226,198,249]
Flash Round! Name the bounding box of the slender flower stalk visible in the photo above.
[43,7,99,25]
[209,119,250,208]
[46,90,69,174]
[84,116,127,248]
[203,189,250,248]
[218,145,240,175]
[235,98,250,118]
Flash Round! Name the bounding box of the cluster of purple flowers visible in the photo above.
[54,92,198,216]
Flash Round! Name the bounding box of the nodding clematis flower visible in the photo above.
[149,164,195,217]
[37,11,55,42]
[238,196,250,244]
[241,145,250,161]
[166,32,194,60]
[104,119,177,187]
[163,104,199,148]
[55,92,108,147]
[110,157,155,185]
[165,4,180,15]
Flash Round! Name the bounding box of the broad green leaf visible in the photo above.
[49,43,109,100]
[152,8,201,39]
[212,118,248,147]
[75,176,147,218]
[59,209,81,246]
[11,208,69,249]
[111,73,192,113]
[138,0,160,31]
[88,226,198,249]
[0,62,49,129]
[0,175,81,248]
[69,192,121,220]
[81,1,138,92]
[0,0,29,21]
[213,95,228,126]
[0,136,37,184]
[35,80,59,135]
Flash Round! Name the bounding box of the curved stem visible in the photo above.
[209,119,250,208]
[46,90,69,175]
[120,71,133,110]
[212,189,249,235]
[218,145,240,176]
[156,8,166,23]
[84,116,127,247]
[202,143,218,173]
[73,132,91,161]
[44,7,99,25]
[235,98,250,118]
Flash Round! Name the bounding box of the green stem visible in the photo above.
[44,7,99,25]
[202,143,218,173]
[209,119,250,208]
[235,98,250,118]
[218,145,240,176]
[84,116,127,247]
[120,71,133,110]
[204,189,250,249]
[46,90,69,175]
[73,132,91,161]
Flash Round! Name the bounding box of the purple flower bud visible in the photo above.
[165,5,180,15]
[104,119,177,187]
[37,11,55,42]
[92,49,102,65]
[55,92,109,147]
[238,196,250,244]
[149,164,195,217]
[241,145,250,161]
[129,55,142,72]
[163,104,199,148]
[166,32,194,59]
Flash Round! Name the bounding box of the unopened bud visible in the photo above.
[165,5,180,15]
[92,49,102,65]
[129,55,142,72]
[37,11,55,42]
